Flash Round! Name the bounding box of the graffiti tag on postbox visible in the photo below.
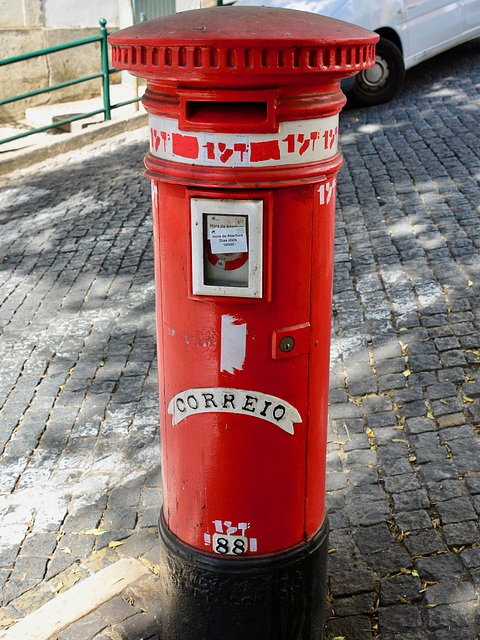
[149,114,339,167]
[167,387,302,435]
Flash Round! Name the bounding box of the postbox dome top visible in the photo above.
[110,6,373,44]
[109,6,378,85]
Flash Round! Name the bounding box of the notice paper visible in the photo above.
[207,215,248,254]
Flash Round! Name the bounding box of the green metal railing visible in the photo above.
[0,19,141,146]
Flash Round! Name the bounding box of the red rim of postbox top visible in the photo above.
[109,6,377,90]
[109,7,378,187]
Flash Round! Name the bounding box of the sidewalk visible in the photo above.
[1,38,480,640]
[0,85,147,176]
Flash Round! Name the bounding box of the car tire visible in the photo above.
[350,37,405,106]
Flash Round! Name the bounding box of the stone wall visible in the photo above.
[1,0,118,120]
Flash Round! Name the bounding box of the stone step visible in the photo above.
[24,84,145,133]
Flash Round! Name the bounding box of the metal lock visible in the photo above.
[279,336,295,353]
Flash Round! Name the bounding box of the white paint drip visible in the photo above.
[220,315,246,374]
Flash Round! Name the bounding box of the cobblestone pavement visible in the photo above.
[0,129,163,638]
[327,39,480,639]
[0,36,480,640]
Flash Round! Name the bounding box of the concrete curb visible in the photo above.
[0,530,161,639]
[0,111,148,176]
[0,558,149,640]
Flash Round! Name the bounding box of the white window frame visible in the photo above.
[191,198,263,298]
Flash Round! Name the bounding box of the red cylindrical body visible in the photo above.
[152,176,338,555]
[109,8,377,638]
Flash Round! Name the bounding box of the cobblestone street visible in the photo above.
[0,130,163,638]
[327,38,480,639]
[0,34,480,640]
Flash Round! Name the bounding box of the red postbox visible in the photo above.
[109,8,377,639]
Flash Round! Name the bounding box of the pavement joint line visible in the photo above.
[0,557,150,640]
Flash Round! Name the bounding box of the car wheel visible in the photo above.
[350,37,405,106]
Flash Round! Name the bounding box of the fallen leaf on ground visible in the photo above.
[84,528,108,536]
[109,540,126,549]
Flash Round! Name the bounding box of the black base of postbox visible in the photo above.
[157,515,329,640]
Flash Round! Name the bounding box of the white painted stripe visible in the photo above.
[0,558,149,640]
[220,315,246,374]
[149,114,339,167]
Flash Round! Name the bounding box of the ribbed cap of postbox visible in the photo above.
[108,6,378,86]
